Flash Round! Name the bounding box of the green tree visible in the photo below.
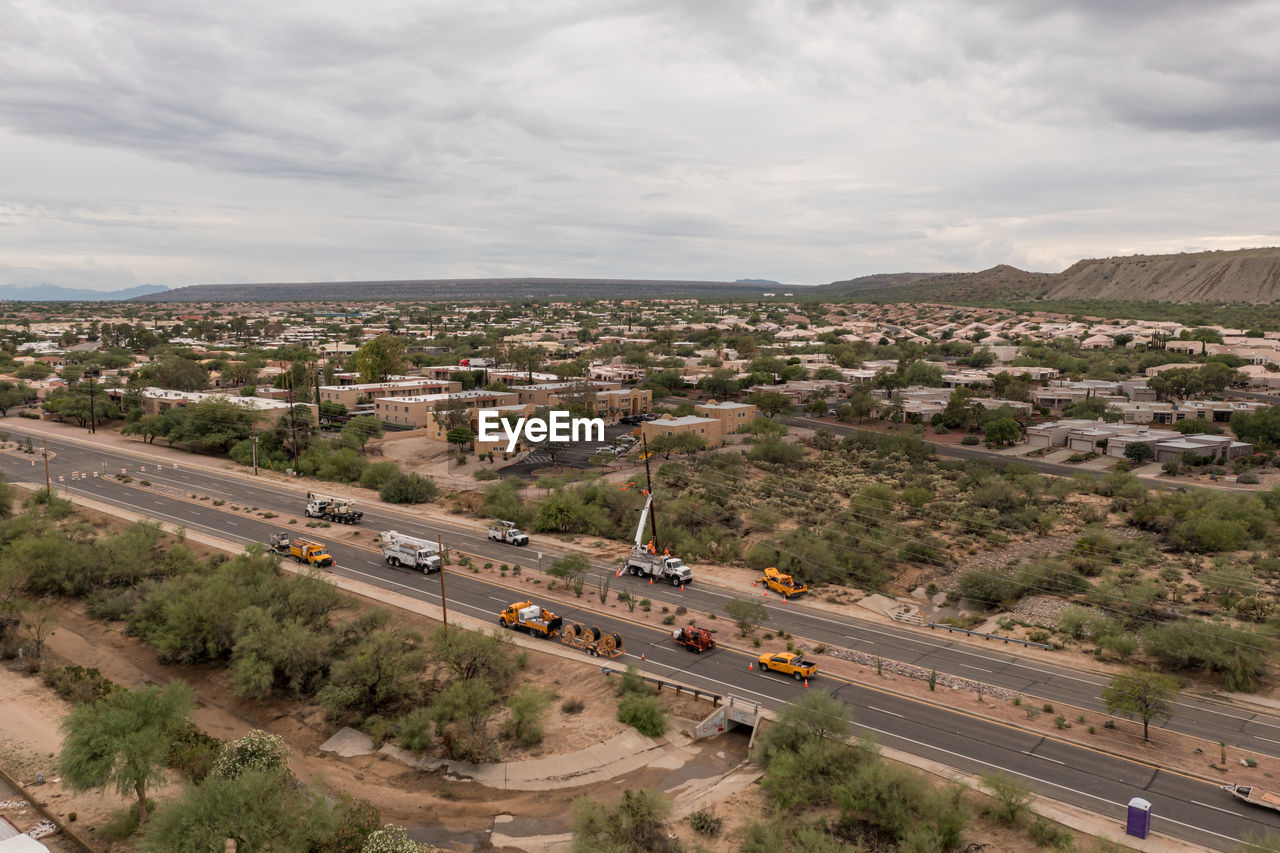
[429,625,516,684]
[58,681,196,825]
[379,472,437,504]
[548,553,591,597]
[341,415,384,451]
[147,356,210,391]
[317,625,425,720]
[979,772,1034,827]
[141,770,336,852]
[983,416,1021,447]
[724,597,768,635]
[1123,442,1155,464]
[355,335,407,383]
[1101,670,1180,741]
[748,390,792,418]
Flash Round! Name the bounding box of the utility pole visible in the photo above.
[42,439,51,497]
[286,377,300,477]
[251,431,259,476]
[641,433,659,550]
[437,535,448,627]
[85,367,100,434]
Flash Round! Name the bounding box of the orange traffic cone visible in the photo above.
[648,578,653,585]
[748,662,753,671]
[680,585,684,592]
[752,581,757,587]
[763,590,768,597]
[641,653,646,661]
[803,678,809,688]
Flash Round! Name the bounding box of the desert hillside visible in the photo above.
[1048,247,1280,302]
[818,246,1280,304]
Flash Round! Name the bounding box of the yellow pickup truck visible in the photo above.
[761,566,808,598]
[758,652,818,681]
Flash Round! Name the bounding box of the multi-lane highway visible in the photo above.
[10,426,1280,849]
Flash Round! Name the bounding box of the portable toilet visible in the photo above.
[1126,797,1151,839]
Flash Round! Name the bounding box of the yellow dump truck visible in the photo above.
[289,537,334,568]
[762,566,808,598]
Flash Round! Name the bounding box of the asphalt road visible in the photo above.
[10,427,1280,848]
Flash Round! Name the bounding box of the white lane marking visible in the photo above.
[959,663,993,672]
[23,483,1278,846]
[1255,736,1280,745]
[868,706,904,718]
[225,521,238,526]
[40,449,1278,733]
[1192,800,1245,817]
[1021,750,1065,765]
[856,724,1251,846]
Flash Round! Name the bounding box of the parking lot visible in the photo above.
[498,420,642,478]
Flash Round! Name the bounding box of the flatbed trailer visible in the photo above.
[1225,784,1280,813]
[560,623,624,658]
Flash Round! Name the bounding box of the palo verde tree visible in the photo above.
[58,680,197,825]
[1101,669,1180,741]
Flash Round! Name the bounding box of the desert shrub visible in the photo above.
[396,708,435,751]
[359,461,401,491]
[42,665,120,704]
[379,473,437,504]
[980,772,1034,826]
[1142,619,1271,692]
[617,693,666,736]
[501,685,552,747]
[961,435,980,445]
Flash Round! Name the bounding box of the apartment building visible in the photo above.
[374,389,518,433]
[639,414,723,446]
[694,400,758,434]
[110,387,318,428]
[319,379,460,409]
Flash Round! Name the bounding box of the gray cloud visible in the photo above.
[1,0,1279,289]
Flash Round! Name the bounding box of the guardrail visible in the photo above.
[600,665,723,706]
[926,622,1054,650]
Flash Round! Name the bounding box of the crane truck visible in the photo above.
[305,491,364,524]
[379,530,441,574]
[622,491,694,586]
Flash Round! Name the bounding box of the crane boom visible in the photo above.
[633,492,653,550]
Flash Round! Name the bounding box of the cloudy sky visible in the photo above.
[2,0,1279,291]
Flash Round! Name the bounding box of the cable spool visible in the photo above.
[597,633,617,655]
[563,622,583,642]
[585,626,603,643]
[610,632,623,650]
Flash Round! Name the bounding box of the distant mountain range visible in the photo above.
[129,277,787,303]
[815,247,1280,304]
[0,283,170,302]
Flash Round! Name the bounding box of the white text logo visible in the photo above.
[477,409,605,453]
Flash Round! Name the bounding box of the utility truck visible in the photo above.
[305,492,364,524]
[285,536,334,568]
[498,601,562,638]
[622,490,694,586]
[761,566,808,598]
[488,520,529,546]
[379,530,441,573]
